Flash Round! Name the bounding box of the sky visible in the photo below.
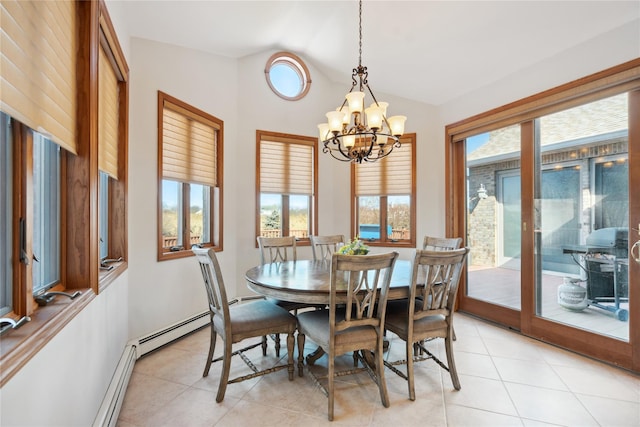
[466,132,490,155]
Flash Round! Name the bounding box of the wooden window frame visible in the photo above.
[255,130,318,246]
[264,51,312,101]
[97,0,129,286]
[157,91,224,261]
[350,133,416,248]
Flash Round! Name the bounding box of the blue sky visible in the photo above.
[466,132,489,155]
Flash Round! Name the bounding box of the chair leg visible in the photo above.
[375,340,390,408]
[328,352,335,421]
[452,326,457,341]
[407,340,416,401]
[297,333,305,377]
[216,340,233,403]
[203,326,217,377]
[445,336,461,390]
[275,333,281,357]
[286,332,295,380]
[261,334,281,357]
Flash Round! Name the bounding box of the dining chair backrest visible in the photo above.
[193,247,231,336]
[257,236,297,265]
[422,236,463,251]
[330,252,399,335]
[310,235,345,262]
[410,248,469,316]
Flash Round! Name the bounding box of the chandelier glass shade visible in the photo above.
[318,0,406,163]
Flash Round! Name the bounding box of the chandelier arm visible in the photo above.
[333,144,357,162]
[331,151,354,162]
[364,138,375,158]
[364,83,378,105]
[323,140,353,162]
[351,70,359,89]
[336,140,351,159]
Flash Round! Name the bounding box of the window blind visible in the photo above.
[162,99,219,187]
[355,136,413,196]
[98,46,119,179]
[0,0,77,154]
[259,135,314,195]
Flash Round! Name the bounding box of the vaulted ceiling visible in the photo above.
[113,0,639,105]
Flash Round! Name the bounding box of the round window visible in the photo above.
[265,52,311,101]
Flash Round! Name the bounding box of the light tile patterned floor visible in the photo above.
[117,313,640,426]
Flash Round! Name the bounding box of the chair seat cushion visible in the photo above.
[297,309,377,350]
[384,299,447,339]
[215,300,297,338]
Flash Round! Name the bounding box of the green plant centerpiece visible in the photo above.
[338,237,370,255]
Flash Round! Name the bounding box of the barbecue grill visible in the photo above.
[583,227,629,321]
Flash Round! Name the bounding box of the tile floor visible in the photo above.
[117,313,640,426]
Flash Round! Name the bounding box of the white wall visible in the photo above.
[0,272,130,426]
[439,19,640,125]
[127,38,239,339]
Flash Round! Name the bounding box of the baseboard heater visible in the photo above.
[93,343,137,427]
[136,310,209,356]
[93,310,209,427]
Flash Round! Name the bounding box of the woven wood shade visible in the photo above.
[162,100,220,187]
[355,136,413,196]
[98,46,119,179]
[0,0,77,153]
[259,135,314,195]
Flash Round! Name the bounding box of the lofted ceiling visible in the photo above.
[113,0,639,105]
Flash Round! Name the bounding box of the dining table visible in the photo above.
[244,258,415,364]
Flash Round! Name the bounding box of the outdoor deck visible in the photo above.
[467,266,629,341]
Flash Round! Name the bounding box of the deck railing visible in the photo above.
[259,229,309,238]
[258,229,410,240]
[162,236,203,247]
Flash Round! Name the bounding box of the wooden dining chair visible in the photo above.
[257,236,319,356]
[383,247,469,401]
[423,235,462,341]
[423,236,462,251]
[257,236,297,265]
[297,251,399,421]
[192,247,298,402]
[310,235,345,262]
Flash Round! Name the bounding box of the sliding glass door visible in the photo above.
[448,60,640,371]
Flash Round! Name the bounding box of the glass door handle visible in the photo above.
[632,240,640,264]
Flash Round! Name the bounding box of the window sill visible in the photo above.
[99,260,128,292]
[0,288,94,387]
[158,245,221,262]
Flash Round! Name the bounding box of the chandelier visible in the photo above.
[317,0,406,163]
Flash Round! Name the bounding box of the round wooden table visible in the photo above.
[244,259,413,305]
[245,259,413,365]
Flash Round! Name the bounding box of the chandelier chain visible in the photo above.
[358,0,363,67]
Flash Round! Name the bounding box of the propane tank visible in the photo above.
[557,277,588,311]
